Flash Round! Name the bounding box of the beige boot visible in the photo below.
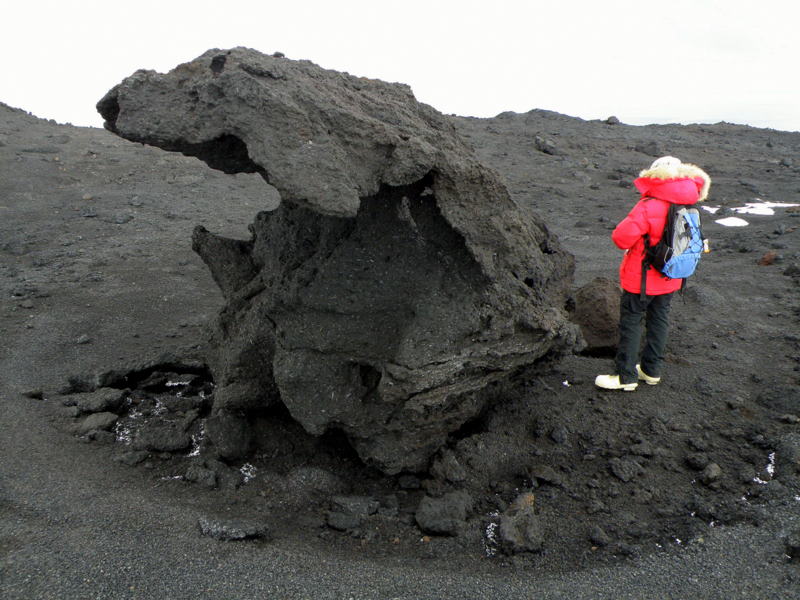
[594,374,638,391]
[636,364,661,385]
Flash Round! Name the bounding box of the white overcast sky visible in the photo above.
[2,0,798,132]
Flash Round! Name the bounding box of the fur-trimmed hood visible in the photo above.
[635,161,711,204]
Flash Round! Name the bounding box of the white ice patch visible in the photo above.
[753,452,776,485]
[734,200,800,216]
[706,199,799,226]
[715,216,749,227]
[187,423,205,457]
[240,462,257,483]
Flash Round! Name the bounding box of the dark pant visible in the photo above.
[615,291,673,384]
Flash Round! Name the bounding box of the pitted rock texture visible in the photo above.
[98,47,581,473]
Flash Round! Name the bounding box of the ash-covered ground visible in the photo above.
[2,101,800,599]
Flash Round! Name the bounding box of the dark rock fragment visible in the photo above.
[589,525,611,547]
[326,511,363,531]
[330,495,380,517]
[75,412,118,435]
[498,492,543,554]
[133,421,192,452]
[283,466,348,500]
[73,387,126,414]
[686,452,710,470]
[785,528,800,562]
[701,462,722,485]
[197,517,270,541]
[185,465,217,488]
[609,457,643,483]
[415,491,473,536]
[113,450,149,466]
[430,450,467,484]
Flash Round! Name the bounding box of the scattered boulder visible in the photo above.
[498,492,543,554]
[197,517,270,541]
[415,491,473,536]
[98,47,581,474]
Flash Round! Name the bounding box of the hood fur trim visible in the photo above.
[638,163,711,202]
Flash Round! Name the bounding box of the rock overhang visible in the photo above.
[98,47,582,473]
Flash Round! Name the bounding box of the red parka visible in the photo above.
[613,164,710,295]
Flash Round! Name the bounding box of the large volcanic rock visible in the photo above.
[97,47,581,473]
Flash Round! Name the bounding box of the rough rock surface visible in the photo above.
[571,277,620,352]
[97,47,581,473]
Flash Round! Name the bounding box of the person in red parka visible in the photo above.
[595,156,711,391]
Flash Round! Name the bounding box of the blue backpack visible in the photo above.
[641,201,704,298]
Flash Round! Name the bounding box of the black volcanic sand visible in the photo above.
[2,101,800,599]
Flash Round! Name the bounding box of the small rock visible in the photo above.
[589,525,611,547]
[529,464,562,486]
[550,425,569,445]
[534,135,558,155]
[185,465,218,488]
[197,517,270,541]
[783,264,800,277]
[75,412,118,435]
[326,511,363,531]
[330,495,379,517]
[76,334,92,345]
[113,450,149,466]
[780,414,800,424]
[133,421,192,452]
[430,450,467,483]
[20,299,34,309]
[701,462,722,485]
[686,452,710,470]
[498,493,543,554]
[114,213,133,224]
[609,457,642,483]
[203,459,244,490]
[605,116,620,125]
[785,528,800,562]
[73,387,126,414]
[205,411,253,460]
[758,251,778,266]
[284,466,348,498]
[23,389,44,400]
[398,474,421,489]
[415,491,473,536]
[776,433,800,474]
[88,430,116,444]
